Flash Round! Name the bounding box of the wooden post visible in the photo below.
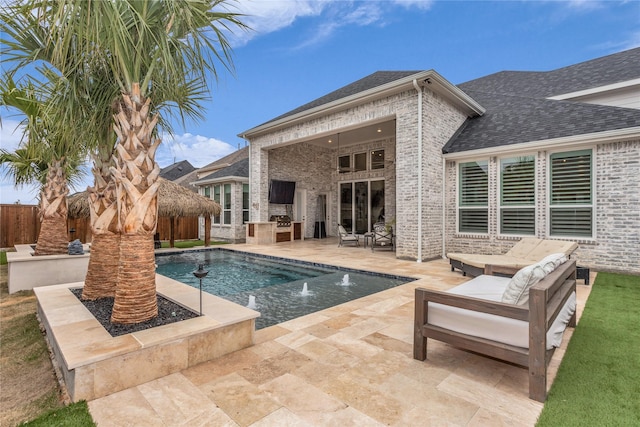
[204,215,211,247]
[170,216,175,248]
[528,286,547,402]
[413,288,428,361]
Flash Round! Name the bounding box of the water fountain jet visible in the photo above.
[300,282,311,296]
[247,295,257,309]
[340,274,351,286]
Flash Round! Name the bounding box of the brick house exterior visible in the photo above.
[240,48,640,274]
[193,149,249,243]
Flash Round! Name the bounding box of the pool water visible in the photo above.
[155,249,413,329]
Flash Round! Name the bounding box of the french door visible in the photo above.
[339,180,384,234]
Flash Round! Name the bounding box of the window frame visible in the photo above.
[498,155,536,236]
[242,183,249,224]
[223,183,232,225]
[212,185,221,224]
[353,152,367,172]
[547,148,595,239]
[457,160,489,234]
[370,149,385,170]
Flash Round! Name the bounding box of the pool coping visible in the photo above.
[156,246,417,282]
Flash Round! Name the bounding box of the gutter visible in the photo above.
[443,127,640,161]
[442,157,446,260]
[413,79,423,263]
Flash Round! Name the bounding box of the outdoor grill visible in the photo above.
[270,215,292,227]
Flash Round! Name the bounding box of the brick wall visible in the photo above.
[444,139,640,275]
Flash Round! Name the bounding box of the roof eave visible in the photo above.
[239,70,485,139]
[443,126,640,160]
[192,175,249,186]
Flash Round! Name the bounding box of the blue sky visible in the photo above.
[1,0,639,204]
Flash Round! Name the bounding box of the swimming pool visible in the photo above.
[155,249,414,329]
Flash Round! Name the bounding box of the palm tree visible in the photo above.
[4,0,247,324]
[0,76,86,256]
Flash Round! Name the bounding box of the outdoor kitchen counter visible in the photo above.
[245,221,304,245]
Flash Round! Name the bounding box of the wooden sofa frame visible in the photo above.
[414,259,577,402]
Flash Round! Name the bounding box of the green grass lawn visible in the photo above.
[537,272,640,426]
[1,251,7,265]
[19,401,95,427]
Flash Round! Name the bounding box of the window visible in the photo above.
[242,184,249,224]
[500,156,535,235]
[338,155,350,173]
[213,185,221,224]
[223,184,231,225]
[354,152,366,171]
[549,150,593,238]
[458,160,488,233]
[370,150,384,169]
[204,186,210,198]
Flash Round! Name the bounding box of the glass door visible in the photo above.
[340,183,353,232]
[339,180,384,234]
[354,181,369,234]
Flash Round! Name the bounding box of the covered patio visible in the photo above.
[87,238,593,426]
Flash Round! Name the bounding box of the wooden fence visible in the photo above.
[1,204,199,248]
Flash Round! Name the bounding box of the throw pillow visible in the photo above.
[538,253,568,274]
[501,264,547,305]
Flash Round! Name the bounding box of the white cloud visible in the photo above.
[392,0,434,11]
[222,0,433,48]
[157,132,238,168]
[0,118,26,152]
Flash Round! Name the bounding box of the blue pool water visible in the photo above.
[155,249,414,329]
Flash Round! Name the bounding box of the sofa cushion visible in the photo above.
[501,263,547,305]
[429,275,576,349]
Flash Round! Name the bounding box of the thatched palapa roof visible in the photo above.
[68,177,221,219]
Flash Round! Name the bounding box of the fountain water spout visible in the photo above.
[340,274,351,286]
[247,295,257,309]
[301,282,310,296]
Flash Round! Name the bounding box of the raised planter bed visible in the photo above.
[7,244,90,294]
[35,274,259,402]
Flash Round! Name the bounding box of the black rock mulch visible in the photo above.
[71,288,198,337]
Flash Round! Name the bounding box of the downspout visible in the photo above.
[413,79,423,262]
[442,157,446,259]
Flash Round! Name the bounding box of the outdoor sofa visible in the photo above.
[447,237,578,277]
[414,255,577,402]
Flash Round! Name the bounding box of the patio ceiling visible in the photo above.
[277,118,396,150]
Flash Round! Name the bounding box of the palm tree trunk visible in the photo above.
[82,154,120,300]
[34,159,69,256]
[110,83,160,324]
[111,234,157,324]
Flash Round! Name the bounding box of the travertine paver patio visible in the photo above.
[88,238,593,426]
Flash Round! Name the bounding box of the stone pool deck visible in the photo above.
[87,238,593,426]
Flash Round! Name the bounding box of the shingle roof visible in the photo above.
[197,146,249,173]
[159,160,195,181]
[444,47,640,153]
[258,71,421,126]
[459,48,640,98]
[194,158,249,184]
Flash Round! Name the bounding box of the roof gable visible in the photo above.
[194,158,249,184]
[264,71,421,125]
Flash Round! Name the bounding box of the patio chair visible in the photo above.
[337,224,359,247]
[371,222,393,252]
[154,232,162,249]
